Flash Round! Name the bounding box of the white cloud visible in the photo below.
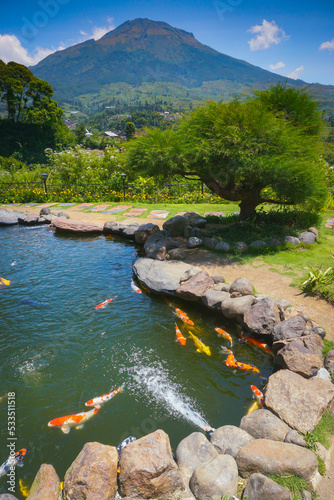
[248,20,289,51]
[287,65,304,80]
[0,34,64,65]
[80,30,88,36]
[269,61,285,70]
[81,17,115,41]
[319,39,334,51]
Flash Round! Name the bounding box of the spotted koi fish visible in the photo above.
[173,308,194,326]
[0,449,29,478]
[175,324,186,346]
[251,385,264,406]
[48,408,99,434]
[240,332,273,356]
[85,385,123,408]
[215,327,233,345]
[225,349,260,373]
[95,297,116,309]
[131,280,142,293]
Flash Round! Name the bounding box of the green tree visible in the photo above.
[125,121,136,139]
[127,85,328,219]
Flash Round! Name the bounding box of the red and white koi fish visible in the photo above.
[0,449,29,478]
[240,332,273,356]
[85,385,123,408]
[0,277,10,287]
[251,385,264,406]
[131,280,142,293]
[225,349,260,373]
[175,324,186,346]
[48,408,99,434]
[215,327,233,345]
[173,307,194,326]
[95,297,116,309]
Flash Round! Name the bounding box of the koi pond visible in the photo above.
[0,222,274,497]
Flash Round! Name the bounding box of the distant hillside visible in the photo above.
[32,18,333,113]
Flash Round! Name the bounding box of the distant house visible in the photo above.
[85,128,93,137]
[64,118,76,129]
[103,131,119,138]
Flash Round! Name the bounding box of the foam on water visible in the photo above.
[123,349,210,430]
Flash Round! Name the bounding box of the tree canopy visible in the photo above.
[126,84,328,219]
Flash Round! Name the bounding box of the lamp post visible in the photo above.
[121,173,126,201]
[41,172,48,195]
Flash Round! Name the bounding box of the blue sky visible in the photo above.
[0,0,333,85]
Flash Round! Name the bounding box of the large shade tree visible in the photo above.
[126,85,328,219]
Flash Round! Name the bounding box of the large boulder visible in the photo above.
[210,425,254,457]
[183,212,207,228]
[119,430,184,499]
[201,290,230,311]
[265,370,334,434]
[132,258,201,296]
[176,270,214,301]
[163,216,187,237]
[135,223,160,244]
[189,455,238,500]
[299,232,317,244]
[0,209,27,226]
[19,214,49,226]
[28,464,61,500]
[63,441,118,500]
[240,409,290,442]
[272,315,307,342]
[236,439,318,481]
[221,295,255,318]
[243,297,279,336]
[103,221,118,234]
[274,335,323,378]
[175,432,218,487]
[122,224,140,240]
[52,218,103,234]
[230,278,254,296]
[242,473,292,500]
[144,232,179,260]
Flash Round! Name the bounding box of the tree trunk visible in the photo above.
[239,199,261,220]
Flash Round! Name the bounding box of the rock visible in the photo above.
[103,221,118,234]
[267,237,282,247]
[272,315,307,342]
[180,268,200,283]
[134,223,160,244]
[236,439,318,481]
[243,297,279,336]
[187,237,203,249]
[189,228,203,238]
[210,425,254,457]
[52,218,103,234]
[250,240,267,249]
[215,241,230,252]
[242,473,292,500]
[163,216,187,237]
[176,270,214,301]
[40,207,51,216]
[275,299,291,319]
[230,278,254,296]
[284,429,307,447]
[119,429,184,500]
[175,432,218,487]
[299,232,316,244]
[265,370,334,433]
[0,209,26,225]
[315,367,332,382]
[303,326,326,339]
[183,212,207,228]
[274,335,323,378]
[122,224,140,240]
[144,232,179,260]
[63,441,118,500]
[28,463,61,500]
[57,211,70,219]
[203,237,218,249]
[201,290,230,310]
[189,455,238,500]
[168,248,186,260]
[284,236,300,245]
[234,241,248,252]
[308,227,319,239]
[20,214,48,226]
[221,295,255,318]
[240,409,290,441]
[210,275,225,284]
[325,350,334,380]
[184,225,192,239]
[220,283,231,292]
[0,495,20,500]
[132,259,201,296]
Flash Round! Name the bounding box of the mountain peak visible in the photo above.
[100,18,195,42]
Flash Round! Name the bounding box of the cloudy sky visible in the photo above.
[0,0,333,85]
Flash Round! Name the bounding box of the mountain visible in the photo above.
[31,18,332,111]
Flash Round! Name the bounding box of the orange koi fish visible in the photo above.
[85,385,123,408]
[240,332,273,356]
[173,308,194,326]
[215,327,233,345]
[225,349,260,373]
[95,297,116,309]
[175,324,186,346]
[251,385,264,406]
[48,407,99,434]
[131,280,142,293]
[0,277,10,286]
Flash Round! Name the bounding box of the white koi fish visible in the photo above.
[85,385,123,408]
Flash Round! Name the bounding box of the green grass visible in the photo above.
[311,412,334,450]
[268,474,313,500]
[322,339,334,358]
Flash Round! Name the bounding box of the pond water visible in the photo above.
[0,222,273,497]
